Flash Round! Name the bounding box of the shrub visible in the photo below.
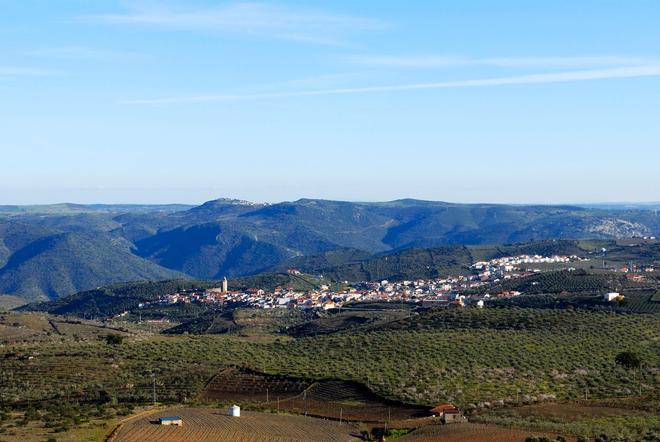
[105,334,124,345]
[615,351,641,369]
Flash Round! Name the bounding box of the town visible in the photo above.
[138,253,588,312]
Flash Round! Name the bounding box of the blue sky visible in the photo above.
[2,0,660,205]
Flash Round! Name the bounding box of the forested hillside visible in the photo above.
[291,246,474,282]
[2,198,660,300]
[0,231,184,301]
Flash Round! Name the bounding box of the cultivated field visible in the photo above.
[112,408,360,442]
[1,307,658,439]
[201,366,311,403]
[200,366,428,422]
[398,422,565,442]
[506,402,638,421]
[472,399,660,440]
[275,380,429,422]
[0,311,135,344]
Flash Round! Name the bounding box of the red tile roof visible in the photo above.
[430,403,459,414]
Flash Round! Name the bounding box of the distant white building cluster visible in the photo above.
[472,254,582,281]
[133,254,589,314]
[139,274,520,315]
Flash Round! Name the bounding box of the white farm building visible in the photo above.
[604,292,621,302]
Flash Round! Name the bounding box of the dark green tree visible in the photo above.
[105,334,124,346]
[615,351,641,369]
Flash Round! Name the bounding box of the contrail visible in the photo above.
[123,65,660,105]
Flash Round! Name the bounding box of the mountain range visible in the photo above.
[1,198,659,301]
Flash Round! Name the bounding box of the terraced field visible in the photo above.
[277,380,429,422]
[472,400,660,440]
[286,309,411,337]
[2,307,657,439]
[398,423,564,441]
[200,366,428,422]
[652,290,660,302]
[0,312,135,344]
[200,366,312,403]
[505,402,638,420]
[622,291,660,313]
[112,408,360,442]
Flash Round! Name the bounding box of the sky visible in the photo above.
[1,0,660,205]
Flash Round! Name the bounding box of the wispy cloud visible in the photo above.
[345,55,660,69]
[123,65,660,105]
[29,46,145,61]
[262,72,374,90]
[0,66,60,78]
[80,2,388,45]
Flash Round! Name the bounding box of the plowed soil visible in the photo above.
[113,407,360,442]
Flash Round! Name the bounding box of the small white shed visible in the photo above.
[604,292,621,301]
[228,405,241,417]
[159,416,183,426]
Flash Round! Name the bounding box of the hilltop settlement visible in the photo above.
[137,253,588,314]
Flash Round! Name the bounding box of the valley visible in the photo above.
[1,209,659,441]
[2,199,660,301]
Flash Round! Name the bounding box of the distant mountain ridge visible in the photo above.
[1,198,660,301]
[578,202,660,211]
[0,203,193,216]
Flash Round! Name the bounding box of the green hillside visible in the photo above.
[2,198,660,300]
[272,248,373,273]
[0,232,186,301]
[277,240,607,283]
[3,308,658,426]
[21,272,326,319]
[22,279,218,317]
[315,246,474,281]
[483,269,659,295]
[468,239,598,262]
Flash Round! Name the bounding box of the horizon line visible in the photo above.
[2,198,660,207]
